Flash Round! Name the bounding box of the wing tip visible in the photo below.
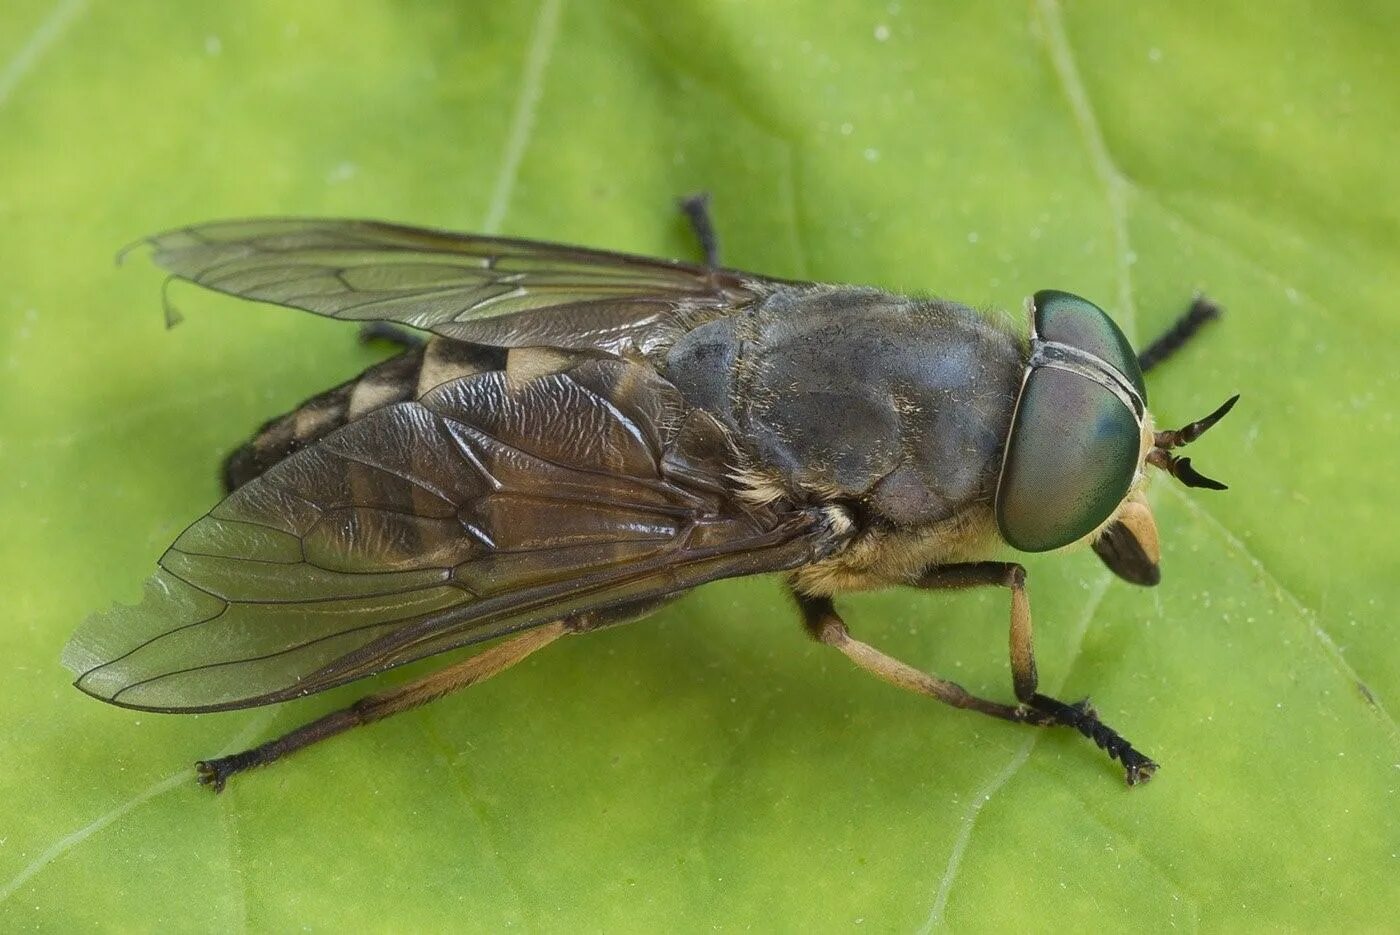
[60,631,102,679]
[61,635,132,708]
[63,655,265,714]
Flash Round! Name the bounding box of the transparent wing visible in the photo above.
[64,360,833,712]
[136,218,798,355]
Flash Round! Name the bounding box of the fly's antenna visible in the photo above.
[1149,394,1239,490]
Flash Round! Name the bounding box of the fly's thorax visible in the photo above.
[664,285,1024,527]
[791,502,1003,595]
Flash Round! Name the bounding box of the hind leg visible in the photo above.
[197,622,570,791]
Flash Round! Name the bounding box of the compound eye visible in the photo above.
[1034,290,1147,401]
[996,367,1141,552]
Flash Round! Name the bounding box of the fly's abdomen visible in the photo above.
[221,337,505,491]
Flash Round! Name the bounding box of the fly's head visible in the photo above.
[993,290,1237,585]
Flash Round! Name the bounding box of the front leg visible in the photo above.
[915,562,1158,785]
[678,192,722,268]
[792,588,1041,725]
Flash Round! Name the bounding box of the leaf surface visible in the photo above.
[2,0,1395,929]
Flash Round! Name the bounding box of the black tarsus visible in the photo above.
[1137,294,1222,373]
[196,751,259,794]
[197,706,366,792]
[678,192,722,268]
[1027,695,1158,785]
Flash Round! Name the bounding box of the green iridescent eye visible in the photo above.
[1033,290,1147,399]
[995,292,1145,553]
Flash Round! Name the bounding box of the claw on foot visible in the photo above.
[195,750,260,793]
[1122,752,1159,786]
[194,759,230,793]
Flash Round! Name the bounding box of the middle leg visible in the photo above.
[792,564,1157,785]
[915,562,1157,784]
[791,587,1046,726]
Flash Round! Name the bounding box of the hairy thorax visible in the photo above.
[792,503,1002,595]
[668,285,1024,595]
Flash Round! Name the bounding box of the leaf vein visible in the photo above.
[1036,0,1137,338]
[1165,485,1400,749]
[0,0,88,110]
[0,711,274,906]
[919,573,1114,932]
[481,0,565,234]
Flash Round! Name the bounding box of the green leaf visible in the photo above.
[3,0,1396,929]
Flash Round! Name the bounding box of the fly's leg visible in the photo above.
[196,621,569,792]
[915,562,1157,784]
[793,565,1157,786]
[1136,295,1222,373]
[792,589,1043,726]
[678,192,722,268]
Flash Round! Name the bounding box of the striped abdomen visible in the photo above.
[222,337,506,492]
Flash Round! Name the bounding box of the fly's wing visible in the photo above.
[136,218,800,357]
[64,360,838,713]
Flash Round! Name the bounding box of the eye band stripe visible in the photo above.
[1029,340,1146,422]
